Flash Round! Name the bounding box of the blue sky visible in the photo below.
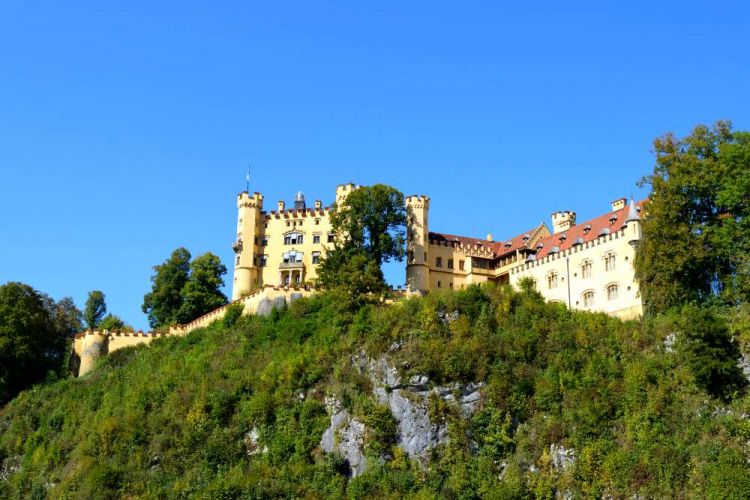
[1,1,748,330]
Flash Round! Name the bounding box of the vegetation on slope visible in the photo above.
[2,285,749,498]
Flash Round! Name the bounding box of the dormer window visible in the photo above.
[504,241,512,249]
[559,233,567,242]
[573,236,584,246]
[599,227,611,237]
[609,213,618,225]
[583,224,592,234]
[549,245,560,254]
[522,233,530,242]
[536,242,544,249]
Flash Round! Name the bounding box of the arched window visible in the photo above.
[583,290,595,307]
[607,284,618,301]
[604,252,616,271]
[581,259,592,279]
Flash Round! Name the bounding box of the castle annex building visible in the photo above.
[233,183,645,320]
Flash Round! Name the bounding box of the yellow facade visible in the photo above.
[232,184,356,300]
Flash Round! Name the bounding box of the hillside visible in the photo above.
[2,285,749,498]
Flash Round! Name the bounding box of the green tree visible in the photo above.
[83,290,107,329]
[52,297,83,337]
[317,184,407,297]
[0,282,68,404]
[142,248,227,328]
[671,304,746,401]
[635,121,750,315]
[142,248,191,328]
[99,314,129,331]
[176,252,228,323]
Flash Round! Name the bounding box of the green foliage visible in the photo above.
[222,302,244,327]
[83,290,106,329]
[0,282,70,404]
[99,313,131,332]
[635,121,750,315]
[661,304,746,402]
[142,248,228,328]
[2,285,750,497]
[317,184,407,299]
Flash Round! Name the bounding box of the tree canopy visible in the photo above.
[0,282,71,404]
[317,184,407,299]
[635,121,750,315]
[83,290,107,329]
[142,248,227,328]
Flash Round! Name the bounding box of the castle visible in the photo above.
[234,183,644,319]
[73,181,644,377]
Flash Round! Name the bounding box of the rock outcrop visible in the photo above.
[320,352,483,474]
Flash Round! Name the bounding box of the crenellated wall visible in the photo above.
[73,285,314,377]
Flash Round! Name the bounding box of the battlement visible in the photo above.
[237,191,264,209]
[406,194,430,206]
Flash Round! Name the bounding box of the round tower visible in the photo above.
[405,195,430,294]
[233,191,264,300]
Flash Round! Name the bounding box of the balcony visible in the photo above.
[280,261,305,270]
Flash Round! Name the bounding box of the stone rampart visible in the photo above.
[73,285,314,377]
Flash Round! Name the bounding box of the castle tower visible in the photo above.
[335,183,357,205]
[625,198,642,244]
[551,210,576,234]
[232,190,264,300]
[405,195,430,294]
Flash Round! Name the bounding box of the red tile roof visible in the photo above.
[429,223,548,258]
[533,200,645,259]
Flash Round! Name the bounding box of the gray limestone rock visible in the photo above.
[549,443,576,472]
[320,397,368,477]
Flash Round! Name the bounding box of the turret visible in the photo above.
[294,191,306,210]
[405,195,430,294]
[233,191,264,300]
[625,198,642,244]
[551,210,576,234]
[335,183,358,205]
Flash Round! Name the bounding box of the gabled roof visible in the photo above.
[533,199,645,259]
[429,222,549,258]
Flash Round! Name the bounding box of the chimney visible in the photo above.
[277,200,285,212]
[486,233,493,242]
[611,197,627,212]
[551,210,577,234]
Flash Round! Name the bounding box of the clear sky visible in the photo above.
[1,1,748,330]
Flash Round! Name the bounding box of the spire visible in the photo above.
[626,198,640,222]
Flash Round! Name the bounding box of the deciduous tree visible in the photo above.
[0,282,68,404]
[635,121,750,315]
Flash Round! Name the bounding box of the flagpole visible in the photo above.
[246,165,250,193]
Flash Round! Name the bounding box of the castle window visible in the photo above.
[260,255,268,267]
[328,233,335,243]
[437,281,442,288]
[284,232,304,245]
[607,284,618,301]
[283,251,303,263]
[261,237,268,247]
[583,291,595,307]
[408,251,414,263]
[581,260,592,279]
[436,257,442,268]
[449,282,453,289]
[605,252,616,271]
[312,251,321,264]
[313,234,321,244]
[459,260,465,271]
[315,219,320,225]
[254,236,259,244]
[447,258,454,269]
[236,255,240,265]
[424,252,427,262]
[547,272,558,289]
